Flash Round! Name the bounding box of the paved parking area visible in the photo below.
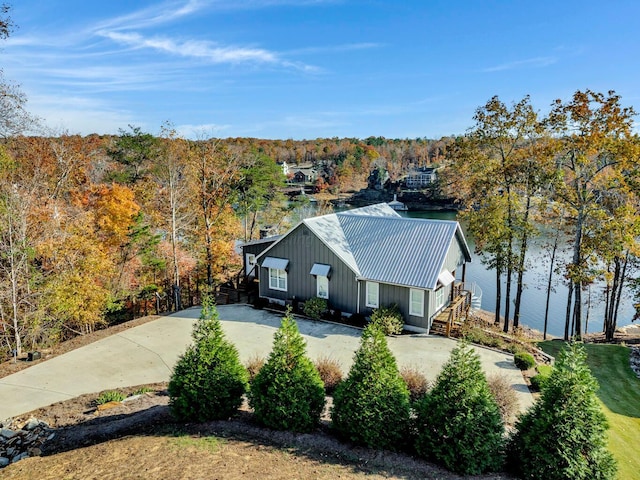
[0,305,533,420]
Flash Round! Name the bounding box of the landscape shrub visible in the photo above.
[508,342,617,479]
[303,297,328,320]
[529,364,554,391]
[249,309,325,432]
[487,374,519,423]
[314,355,343,395]
[414,342,505,475]
[370,304,404,335]
[462,325,506,349]
[96,390,125,405]
[514,351,536,370]
[245,354,265,383]
[168,296,248,422]
[332,323,411,450]
[529,373,545,391]
[400,365,430,403]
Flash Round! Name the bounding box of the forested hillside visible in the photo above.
[0,127,447,359]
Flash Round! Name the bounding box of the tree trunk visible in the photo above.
[494,264,502,326]
[543,223,560,340]
[7,212,23,356]
[513,195,532,330]
[503,266,512,333]
[564,281,573,341]
[569,208,585,340]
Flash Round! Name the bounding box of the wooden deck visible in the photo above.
[430,286,472,337]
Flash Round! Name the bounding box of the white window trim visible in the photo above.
[268,268,287,291]
[316,275,329,299]
[435,286,446,311]
[409,288,424,317]
[366,281,379,308]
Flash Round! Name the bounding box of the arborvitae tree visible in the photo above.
[331,323,411,450]
[248,309,325,432]
[168,296,248,421]
[508,342,617,480]
[414,342,505,475]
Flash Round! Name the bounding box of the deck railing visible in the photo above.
[433,283,472,336]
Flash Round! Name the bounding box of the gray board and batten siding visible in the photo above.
[253,203,471,332]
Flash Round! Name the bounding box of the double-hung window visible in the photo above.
[366,281,379,308]
[269,268,287,291]
[409,288,424,317]
[263,257,289,292]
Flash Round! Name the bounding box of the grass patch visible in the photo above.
[95,390,126,405]
[538,341,640,480]
[170,433,224,454]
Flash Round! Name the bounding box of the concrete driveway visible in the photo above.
[0,305,533,420]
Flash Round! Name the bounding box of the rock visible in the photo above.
[97,400,122,411]
[11,452,28,463]
[27,447,42,457]
[0,416,55,469]
[23,418,40,431]
[630,347,640,379]
[0,429,16,439]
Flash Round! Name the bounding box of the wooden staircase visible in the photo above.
[430,288,471,337]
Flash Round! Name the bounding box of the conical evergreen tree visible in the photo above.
[414,342,505,475]
[508,342,617,480]
[331,323,410,450]
[168,296,248,421]
[249,309,325,432]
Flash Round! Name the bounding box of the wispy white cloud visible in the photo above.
[483,56,557,73]
[99,31,279,64]
[93,0,207,32]
[97,30,320,72]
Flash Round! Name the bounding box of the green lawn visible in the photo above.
[538,341,640,480]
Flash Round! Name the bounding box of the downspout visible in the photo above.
[356,279,361,314]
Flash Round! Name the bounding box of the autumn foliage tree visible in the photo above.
[546,90,638,339]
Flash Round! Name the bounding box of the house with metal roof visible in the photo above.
[252,203,473,333]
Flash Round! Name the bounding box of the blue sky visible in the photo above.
[4,0,639,139]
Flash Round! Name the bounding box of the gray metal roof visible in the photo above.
[304,204,471,290]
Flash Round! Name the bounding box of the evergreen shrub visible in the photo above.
[508,342,617,480]
[168,296,248,422]
[414,342,505,475]
[303,297,328,320]
[332,323,411,450]
[514,351,536,370]
[249,309,325,432]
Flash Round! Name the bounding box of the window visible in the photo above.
[268,268,287,291]
[366,281,379,308]
[435,286,446,310]
[409,288,424,317]
[317,275,329,299]
[245,253,256,276]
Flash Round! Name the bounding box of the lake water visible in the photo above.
[401,210,637,338]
